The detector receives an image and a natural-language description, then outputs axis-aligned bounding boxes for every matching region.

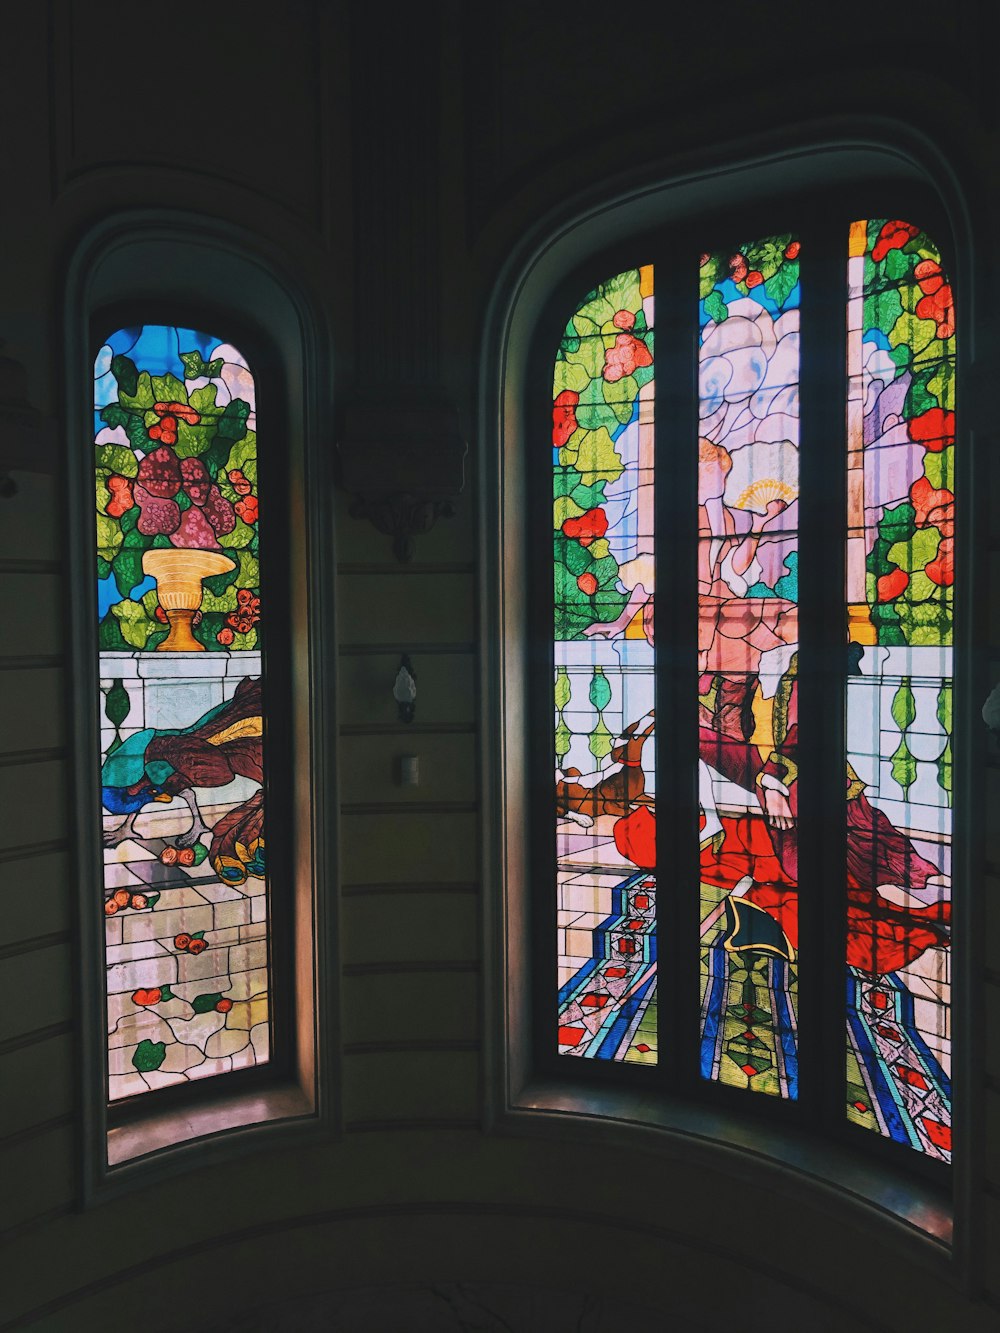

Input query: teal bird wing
[101,728,157,787]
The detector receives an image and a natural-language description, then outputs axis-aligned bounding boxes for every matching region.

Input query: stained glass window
[697,237,801,1099]
[95,325,270,1101]
[547,220,954,1164]
[844,221,954,1159]
[554,267,657,1064]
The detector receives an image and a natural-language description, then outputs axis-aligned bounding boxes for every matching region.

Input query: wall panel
[0,575,61,659]
[0,759,68,850]
[342,1049,480,1125]
[1,849,72,945]
[337,572,475,647]
[342,891,478,966]
[0,668,65,755]
[0,943,73,1045]
[340,811,477,885]
[342,970,479,1047]
[0,1030,74,1140]
[57,0,324,224]
[0,1122,75,1236]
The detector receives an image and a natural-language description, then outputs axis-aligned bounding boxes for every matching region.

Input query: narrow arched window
[95,325,271,1101]
[548,217,954,1165]
[843,220,954,1157]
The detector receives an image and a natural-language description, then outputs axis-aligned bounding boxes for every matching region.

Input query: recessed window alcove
[480,131,981,1269]
[65,213,337,1198]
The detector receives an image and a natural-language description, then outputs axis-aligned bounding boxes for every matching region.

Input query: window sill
[88,1079,324,1206]
[502,1076,952,1259]
[107,1082,316,1168]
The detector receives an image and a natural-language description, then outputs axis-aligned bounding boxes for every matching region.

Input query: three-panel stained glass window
[552,221,954,1161]
[95,325,271,1101]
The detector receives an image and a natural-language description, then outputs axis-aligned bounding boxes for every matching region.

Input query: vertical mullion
[655,243,702,1094]
[796,216,849,1127]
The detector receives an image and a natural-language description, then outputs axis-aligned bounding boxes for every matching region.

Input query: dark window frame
[519,180,964,1202]
[91,302,297,1129]
[66,211,337,1203]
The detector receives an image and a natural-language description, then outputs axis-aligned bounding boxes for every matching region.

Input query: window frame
[480,133,983,1278]
[93,301,297,1126]
[66,212,339,1202]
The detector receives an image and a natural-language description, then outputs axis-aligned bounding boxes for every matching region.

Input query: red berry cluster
[104,888,149,915]
[913,258,955,340]
[729,253,763,288]
[217,587,261,645]
[552,389,579,448]
[228,469,259,524]
[174,932,208,955]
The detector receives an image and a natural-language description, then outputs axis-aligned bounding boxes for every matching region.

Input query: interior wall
[1,2,998,1329]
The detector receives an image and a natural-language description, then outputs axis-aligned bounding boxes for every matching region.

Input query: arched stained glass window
[554,267,658,1065]
[549,219,954,1163]
[95,325,271,1101]
[844,222,954,1158]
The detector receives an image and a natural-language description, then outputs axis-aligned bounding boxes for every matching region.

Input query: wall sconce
[393,654,417,723]
[336,400,467,562]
